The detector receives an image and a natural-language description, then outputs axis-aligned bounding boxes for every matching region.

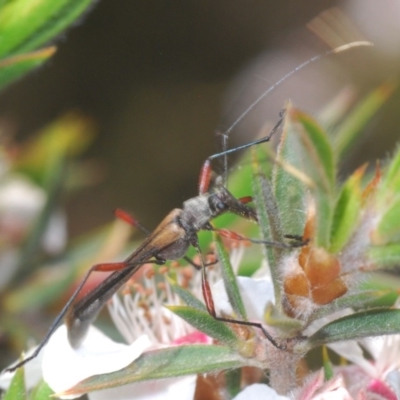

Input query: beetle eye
[209,195,227,213]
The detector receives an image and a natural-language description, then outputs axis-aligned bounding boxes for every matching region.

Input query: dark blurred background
[0,0,399,237]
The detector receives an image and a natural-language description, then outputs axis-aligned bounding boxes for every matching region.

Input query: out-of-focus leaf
[379,145,400,194]
[3,262,75,312]
[30,380,54,400]
[369,243,400,267]
[303,309,400,350]
[335,82,396,159]
[13,113,96,186]
[292,108,335,192]
[0,0,97,59]
[374,197,400,245]
[167,305,238,346]
[322,346,334,381]
[329,165,365,253]
[2,363,25,400]
[62,345,247,398]
[0,46,56,91]
[214,233,247,320]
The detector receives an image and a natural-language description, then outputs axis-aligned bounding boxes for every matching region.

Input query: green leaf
[0,0,97,59]
[335,82,396,159]
[63,345,247,398]
[3,364,26,400]
[167,277,207,312]
[304,309,400,350]
[251,162,285,306]
[30,380,54,400]
[309,291,382,322]
[322,346,334,381]
[290,108,335,247]
[167,305,238,346]
[374,197,400,245]
[329,166,364,253]
[213,233,247,320]
[379,145,400,194]
[273,106,307,237]
[225,369,241,398]
[0,46,56,91]
[369,243,400,267]
[292,108,335,192]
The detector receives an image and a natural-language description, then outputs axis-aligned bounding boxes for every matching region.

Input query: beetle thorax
[181,195,213,231]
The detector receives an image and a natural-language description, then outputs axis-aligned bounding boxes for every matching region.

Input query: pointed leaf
[251,153,284,305]
[273,105,307,236]
[291,108,335,192]
[0,46,56,91]
[304,309,400,350]
[369,243,400,268]
[62,345,247,398]
[30,380,54,400]
[329,165,365,253]
[335,82,396,159]
[322,346,334,381]
[2,364,26,400]
[214,233,247,320]
[167,305,238,346]
[290,108,335,247]
[374,197,400,245]
[310,291,382,322]
[379,145,400,194]
[167,277,207,312]
[0,0,97,59]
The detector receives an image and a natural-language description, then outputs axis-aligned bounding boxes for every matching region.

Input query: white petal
[89,376,196,400]
[386,370,400,398]
[212,276,274,320]
[232,383,289,400]
[328,341,376,377]
[42,325,151,398]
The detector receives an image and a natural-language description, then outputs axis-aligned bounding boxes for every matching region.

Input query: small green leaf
[264,302,304,334]
[329,166,364,253]
[290,108,335,247]
[379,145,400,194]
[291,108,335,192]
[3,364,26,400]
[322,346,334,381]
[374,197,400,245]
[63,345,246,398]
[0,46,56,91]
[369,243,400,267]
[252,151,287,306]
[310,291,382,322]
[167,305,238,346]
[335,82,396,159]
[273,106,307,237]
[30,380,54,400]
[214,233,247,320]
[225,369,241,398]
[304,309,400,350]
[167,277,207,312]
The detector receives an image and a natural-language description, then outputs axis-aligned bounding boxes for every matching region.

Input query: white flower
[42,325,152,398]
[232,383,289,400]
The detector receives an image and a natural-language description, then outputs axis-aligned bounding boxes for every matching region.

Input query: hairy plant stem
[269,347,301,395]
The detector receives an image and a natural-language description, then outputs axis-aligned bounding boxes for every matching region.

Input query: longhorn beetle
[5,41,372,372]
